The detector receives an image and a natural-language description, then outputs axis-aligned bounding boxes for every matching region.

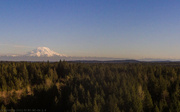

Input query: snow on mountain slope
[26,47,66,57]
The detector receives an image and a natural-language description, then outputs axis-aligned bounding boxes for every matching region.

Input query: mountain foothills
[0,61,179,111]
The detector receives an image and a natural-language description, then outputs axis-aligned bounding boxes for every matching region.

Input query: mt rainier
[0,47,67,61]
[26,47,66,57]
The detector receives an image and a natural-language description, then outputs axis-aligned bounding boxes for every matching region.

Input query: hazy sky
[0,0,180,59]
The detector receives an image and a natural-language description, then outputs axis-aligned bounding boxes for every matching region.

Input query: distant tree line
[0,61,179,112]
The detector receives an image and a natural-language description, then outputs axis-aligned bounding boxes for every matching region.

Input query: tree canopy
[0,61,179,112]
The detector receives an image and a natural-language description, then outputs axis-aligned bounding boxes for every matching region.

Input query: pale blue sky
[0,0,180,59]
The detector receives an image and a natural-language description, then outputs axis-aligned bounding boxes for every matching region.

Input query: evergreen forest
[0,61,179,112]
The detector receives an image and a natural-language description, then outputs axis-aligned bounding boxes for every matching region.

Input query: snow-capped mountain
[26,47,66,57]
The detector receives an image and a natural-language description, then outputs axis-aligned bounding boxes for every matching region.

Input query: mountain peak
[36,47,51,51]
[26,47,65,57]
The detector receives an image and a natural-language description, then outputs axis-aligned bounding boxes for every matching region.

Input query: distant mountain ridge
[0,47,119,61]
[0,47,176,62]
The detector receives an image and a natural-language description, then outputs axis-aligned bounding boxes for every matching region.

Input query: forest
[0,61,179,112]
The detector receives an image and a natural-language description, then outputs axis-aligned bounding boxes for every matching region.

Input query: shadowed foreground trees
[0,61,179,111]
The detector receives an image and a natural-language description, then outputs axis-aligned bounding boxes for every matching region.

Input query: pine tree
[144,90,153,112]
[93,100,100,112]
[154,104,160,112]
[1,104,7,112]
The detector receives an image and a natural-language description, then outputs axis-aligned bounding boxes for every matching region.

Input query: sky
[0,0,180,59]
